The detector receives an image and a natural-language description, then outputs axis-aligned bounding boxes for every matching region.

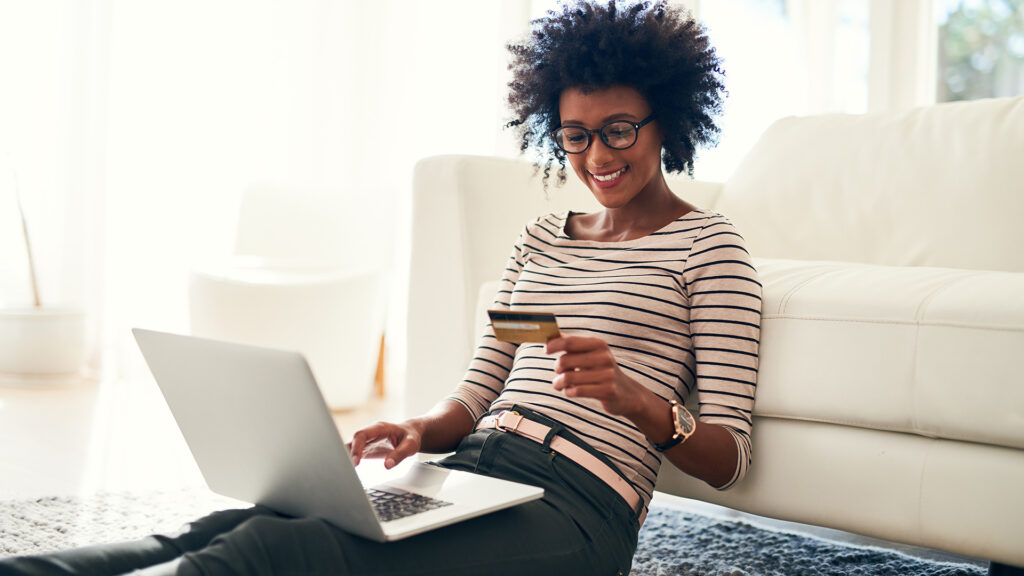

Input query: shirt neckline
[557,207,707,245]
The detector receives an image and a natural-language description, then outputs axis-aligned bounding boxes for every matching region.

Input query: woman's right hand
[346,420,424,469]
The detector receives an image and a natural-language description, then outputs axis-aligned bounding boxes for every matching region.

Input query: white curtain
[1,0,537,381]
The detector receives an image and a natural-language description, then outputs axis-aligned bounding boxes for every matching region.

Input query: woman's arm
[627,389,739,488]
[349,219,545,469]
[412,399,478,452]
[546,336,739,488]
[347,399,475,469]
[547,213,761,489]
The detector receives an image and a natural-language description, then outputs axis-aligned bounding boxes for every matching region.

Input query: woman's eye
[606,127,633,139]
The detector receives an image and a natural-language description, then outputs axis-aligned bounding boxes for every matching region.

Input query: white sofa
[405,95,1024,568]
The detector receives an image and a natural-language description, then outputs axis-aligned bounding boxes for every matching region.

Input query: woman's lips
[589,166,629,189]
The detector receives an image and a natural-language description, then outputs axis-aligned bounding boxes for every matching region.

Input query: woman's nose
[586,135,615,168]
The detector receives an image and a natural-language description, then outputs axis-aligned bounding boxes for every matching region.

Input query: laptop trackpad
[357,460,449,494]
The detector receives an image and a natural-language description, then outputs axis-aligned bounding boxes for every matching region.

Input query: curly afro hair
[506,0,726,186]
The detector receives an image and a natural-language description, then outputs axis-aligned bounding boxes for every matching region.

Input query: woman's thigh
[178,498,610,576]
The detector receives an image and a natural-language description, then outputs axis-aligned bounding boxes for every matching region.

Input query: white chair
[189,185,387,410]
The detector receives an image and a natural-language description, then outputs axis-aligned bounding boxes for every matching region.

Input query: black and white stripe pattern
[448,208,762,516]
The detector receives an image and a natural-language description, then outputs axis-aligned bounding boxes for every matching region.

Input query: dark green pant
[1,409,640,575]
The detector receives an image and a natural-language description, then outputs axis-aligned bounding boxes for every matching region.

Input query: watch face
[676,404,696,435]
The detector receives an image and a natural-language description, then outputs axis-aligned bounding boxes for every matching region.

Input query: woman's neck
[576,175,694,242]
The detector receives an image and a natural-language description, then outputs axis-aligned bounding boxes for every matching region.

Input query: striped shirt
[447,208,762,516]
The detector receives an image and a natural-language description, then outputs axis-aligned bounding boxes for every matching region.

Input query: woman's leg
[0,507,272,576]
[3,417,639,576]
[172,497,601,576]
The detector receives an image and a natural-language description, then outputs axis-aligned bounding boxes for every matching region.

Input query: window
[936,0,1024,102]
[696,0,870,181]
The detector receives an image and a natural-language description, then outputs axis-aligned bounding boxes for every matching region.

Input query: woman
[2,2,760,574]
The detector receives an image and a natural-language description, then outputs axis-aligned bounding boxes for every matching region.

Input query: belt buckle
[495,410,524,433]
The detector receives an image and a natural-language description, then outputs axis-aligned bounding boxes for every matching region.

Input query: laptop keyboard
[366,488,453,522]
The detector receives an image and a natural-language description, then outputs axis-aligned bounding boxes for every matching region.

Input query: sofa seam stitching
[760,315,1024,333]
[912,272,980,322]
[916,437,937,542]
[753,412,940,435]
[907,274,973,448]
[752,413,1020,451]
[911,312,923,448]
[776,266,845,314]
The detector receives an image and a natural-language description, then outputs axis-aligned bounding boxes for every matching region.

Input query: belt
[476,410,643,521]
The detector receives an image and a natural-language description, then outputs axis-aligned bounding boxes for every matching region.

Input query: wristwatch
[653,400,696,452]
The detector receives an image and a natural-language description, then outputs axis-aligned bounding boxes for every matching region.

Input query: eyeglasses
[552,115,655,154]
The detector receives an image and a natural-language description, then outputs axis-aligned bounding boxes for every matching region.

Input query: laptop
[132,328,543,542]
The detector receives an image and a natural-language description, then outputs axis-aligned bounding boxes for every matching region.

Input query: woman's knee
[233,514,347,553]
[167,507,275,553]
[192,515,348,575]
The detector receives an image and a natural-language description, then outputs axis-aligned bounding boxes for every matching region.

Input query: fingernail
[385,458,395,468]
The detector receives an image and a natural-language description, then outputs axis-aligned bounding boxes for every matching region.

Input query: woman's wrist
[401,417,427,438]
[626,388,676,446]
[409,399,475,453]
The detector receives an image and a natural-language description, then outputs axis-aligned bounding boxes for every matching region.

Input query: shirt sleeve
[681,213,762,489]
[444,224,529,421]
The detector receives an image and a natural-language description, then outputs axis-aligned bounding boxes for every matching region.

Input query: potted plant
[0,160,87,382]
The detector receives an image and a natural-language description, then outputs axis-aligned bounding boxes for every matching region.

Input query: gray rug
[632,505,986,576]
[0,489,987,575]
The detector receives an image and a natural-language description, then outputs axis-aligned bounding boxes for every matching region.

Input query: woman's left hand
[545,335,650,418]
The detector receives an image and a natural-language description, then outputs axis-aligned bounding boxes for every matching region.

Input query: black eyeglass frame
[552,114,656,154]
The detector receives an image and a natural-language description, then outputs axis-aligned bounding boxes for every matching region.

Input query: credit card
[487,310,561,344]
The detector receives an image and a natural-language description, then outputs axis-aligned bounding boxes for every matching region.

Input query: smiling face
[557,85,666,210]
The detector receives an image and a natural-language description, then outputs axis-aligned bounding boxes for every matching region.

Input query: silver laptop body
[132,328,543,542]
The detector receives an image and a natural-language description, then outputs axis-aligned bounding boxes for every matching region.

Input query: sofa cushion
[754,258,1024,451]
[716,96,1024,273]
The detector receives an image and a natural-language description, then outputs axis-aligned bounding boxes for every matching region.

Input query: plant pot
[0,307,88,377]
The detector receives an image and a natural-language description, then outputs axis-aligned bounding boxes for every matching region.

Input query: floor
[0,372,986,568]
[0,371,401,500]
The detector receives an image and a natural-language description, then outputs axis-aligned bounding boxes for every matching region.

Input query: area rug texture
[0,489,987,575]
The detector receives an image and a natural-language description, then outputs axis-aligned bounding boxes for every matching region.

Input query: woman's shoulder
[649,207,725,237]
[682,208,743,235]
[684,206,727,223]
[530,211,568,227]
[520,212,568,238]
